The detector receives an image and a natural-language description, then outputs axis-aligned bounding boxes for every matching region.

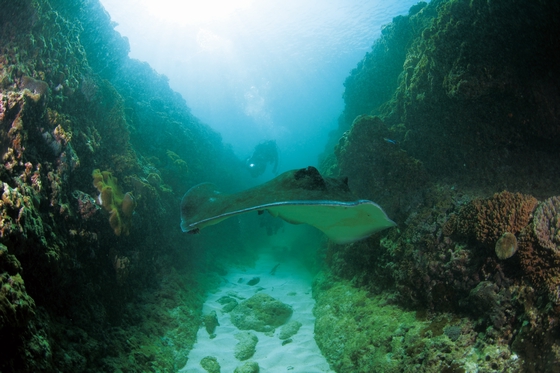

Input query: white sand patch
[180,249,333,373]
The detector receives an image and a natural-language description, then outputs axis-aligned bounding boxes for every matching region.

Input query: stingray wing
[265,200,396,244]
[180,167,396,243]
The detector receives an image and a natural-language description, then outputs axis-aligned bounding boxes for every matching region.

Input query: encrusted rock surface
[234,332,258,361]
[230,293,293,332]
[200,356,221,373]
[203,310,219,336]
[234,361,259,373]
[278,320,302,340]
[533,196,560,253]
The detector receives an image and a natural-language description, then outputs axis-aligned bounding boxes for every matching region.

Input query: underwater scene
[1,0,560,372]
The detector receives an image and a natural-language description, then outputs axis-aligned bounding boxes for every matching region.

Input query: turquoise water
[100,0,422,173]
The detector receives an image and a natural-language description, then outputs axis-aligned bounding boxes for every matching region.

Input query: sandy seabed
[180,248,333,373]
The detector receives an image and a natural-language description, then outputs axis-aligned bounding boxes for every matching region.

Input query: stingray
[180,166,396,244]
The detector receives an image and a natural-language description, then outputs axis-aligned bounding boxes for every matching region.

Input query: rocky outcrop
[230,293,293,332]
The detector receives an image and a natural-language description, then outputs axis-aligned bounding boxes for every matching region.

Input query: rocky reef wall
[329,0,560,195]
[0,0,248,371]
[317,1,560,372]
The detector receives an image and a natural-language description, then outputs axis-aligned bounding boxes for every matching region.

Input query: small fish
[383,138,397,145]
[270,263,281,275]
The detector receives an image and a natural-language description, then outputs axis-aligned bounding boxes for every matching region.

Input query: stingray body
[180,166,396,244]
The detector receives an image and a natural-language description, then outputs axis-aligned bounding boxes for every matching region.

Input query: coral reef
[0,0,249,371]
[335,115,428,221]
[326,0,560,195]
[0,0,559,371]
[319,182,560,371]
[450,191,538,248]
[166,150,189,173]
[517,197,560,305]
[533,196,560,253]
[92,169,136,236]
[388,0,560,192]
[444,192,560,306]
[0,244,35,330]
[321,2,435,164]
[313,273,522,373]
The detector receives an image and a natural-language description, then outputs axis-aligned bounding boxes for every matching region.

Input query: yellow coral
[92,169,136,236]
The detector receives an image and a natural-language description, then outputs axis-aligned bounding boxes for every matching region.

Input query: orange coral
[533,196,560,254]
[92,169,136,236]
[452,192,560,303]
[453,191,538,247]
[517,227,560,303]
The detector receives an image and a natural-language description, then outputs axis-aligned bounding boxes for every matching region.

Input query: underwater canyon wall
[0,0,248,371]
[317,1,560,372]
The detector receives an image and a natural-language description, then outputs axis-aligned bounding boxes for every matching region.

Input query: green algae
[313,272,425,372]
[313,272,523,372]
[0,244,35,330]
